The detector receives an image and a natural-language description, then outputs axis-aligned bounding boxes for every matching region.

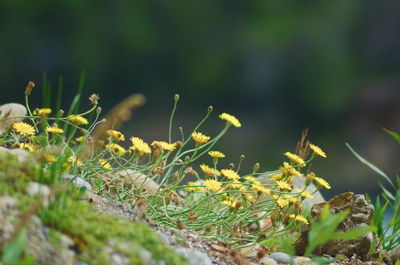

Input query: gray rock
[61,174,92,191]
[0,146,29,162]
[25,182,51,207]
[0,103,27,135]
[0,196,19,243]
[259,257,279,265]
[157,231,170,245]
[389,245,400,264]
[269,252,293,264]
[297,192,375,259]
[175,247,212,265]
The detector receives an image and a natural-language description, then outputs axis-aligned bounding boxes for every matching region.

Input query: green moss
[0,153,190,265]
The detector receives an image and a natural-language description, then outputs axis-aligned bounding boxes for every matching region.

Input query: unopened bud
[25,81,35,96]
[207,106,213,113]
[57,109,64,117]
[96,106,102,115]
[174,94,180,102]
[253,163,260,173]
[229,163,235,169]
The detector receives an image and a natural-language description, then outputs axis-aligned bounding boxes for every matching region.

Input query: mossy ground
[0,153,190,265]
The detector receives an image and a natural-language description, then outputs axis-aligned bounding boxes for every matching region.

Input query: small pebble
[269,252,293,264]
[259,257,279,265]
[61,174,92,191]
[175,247,212,265]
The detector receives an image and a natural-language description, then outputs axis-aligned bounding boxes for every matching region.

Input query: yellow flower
[270,174,283,181]
[289,214,309,225]
[208,151,225,159]
[284,152,306,167]
[297,189,313,199]
[219,113,241,127]
[221,169,240,181]
[46,126,64,134]
[314,177,331,189]
[67,156,83,167]
[106,130,125,141]
[221,199,242,208]
[75,136,86,142]
[191,132,210,145]
[68,115,89,125]
[43,154,57,163]
[282,162,302,176]
[276,181,292,191]
[203,179,222,191]
[33,108,52,115]
[12,122,36,136]
[18,143,35,152]
[243,193,254,202]
[151,141,176,151]
[309,143,327,158]
[227,182,243,189]
[200,164,221,177]
[130,137,151,155]
[99,159,112,169]
[283,194,299,204]
[106,143,127,156]
[185,181,202,192]
[276,198,289,208]
[252,184,271,194]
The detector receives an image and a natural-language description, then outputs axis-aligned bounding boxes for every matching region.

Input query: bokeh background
[1,1,399,199]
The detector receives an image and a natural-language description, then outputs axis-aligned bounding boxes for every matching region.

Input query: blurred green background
[1,1,399,199]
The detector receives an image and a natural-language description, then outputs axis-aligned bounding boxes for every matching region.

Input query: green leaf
[379,182,395,201]
[383,128,400,144]
[334,225,376,240]
[346,143,395,189]
[305,206,349,256]
[1,229,27,265]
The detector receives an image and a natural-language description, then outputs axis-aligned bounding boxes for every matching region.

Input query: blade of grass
[346,143,395,189]
[383,128,400,144]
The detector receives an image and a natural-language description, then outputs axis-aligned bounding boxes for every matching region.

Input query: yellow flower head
[270,174,283,181]
[289,214,309,225]
[203,179,222,191]
[130,137,151,155]
[276,180,292,191]
[75,136,86,142]
[309,143,327,158]
[151,141,176,151]
[67,156,83,167]
[283,194,299,204]
[221,169,240,181]
[297,189,314,199]
[185,181,203,192]
[106,130,125,141]
[12,122,36,136]
[284,152,306,167]
[252,184,271,194]
[277,198,289,208]
[221,198,242,208]
[33,108,52,115]
[43,154,57,163]
[19,143,35,152]
[314,177,331,189]
[282,162,303,177]
[244,176,259,183]
[106,143,127,156]
[208,151,225,159]
[191,132,211,145]
[200,164,221,177]
[68,115,89,125]
[219,113,241,128]
[99,159,112,169]
[227,182,243,190]
[46,126,64,134]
